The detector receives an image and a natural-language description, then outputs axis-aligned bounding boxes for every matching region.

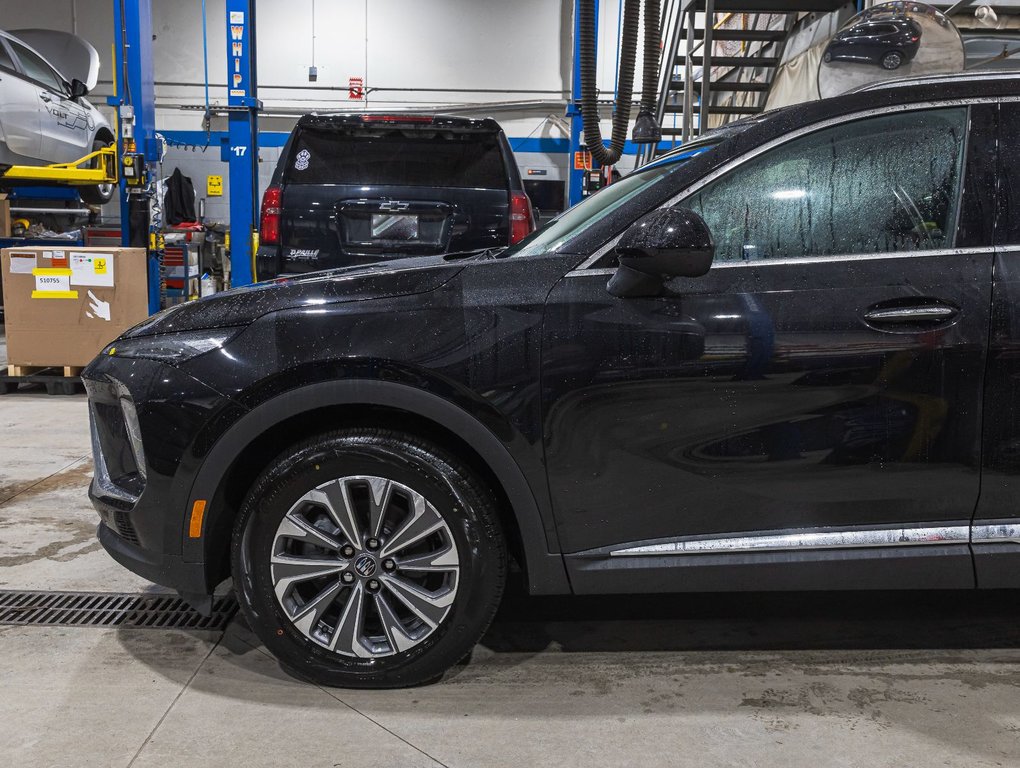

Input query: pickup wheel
[79,139,115,205]
[232,428,506,688]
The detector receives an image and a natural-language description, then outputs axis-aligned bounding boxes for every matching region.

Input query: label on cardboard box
[46,250,69,268]
[31,268,77,299]
[70,251,115,287]
[9,252,36,274]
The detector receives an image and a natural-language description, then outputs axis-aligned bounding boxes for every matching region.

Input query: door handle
[863,303,958,325]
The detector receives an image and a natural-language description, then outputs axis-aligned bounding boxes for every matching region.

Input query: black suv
[86,72,1020,688]
[255,113,535,278]
[823,15,921,70]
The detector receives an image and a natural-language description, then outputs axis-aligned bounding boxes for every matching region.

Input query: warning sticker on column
[70,251,115,287]
[32,268,77,299]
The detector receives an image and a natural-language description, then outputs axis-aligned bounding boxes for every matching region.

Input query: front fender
[182,378,570,596]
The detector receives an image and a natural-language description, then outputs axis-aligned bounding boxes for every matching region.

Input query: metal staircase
[640,0,847,163]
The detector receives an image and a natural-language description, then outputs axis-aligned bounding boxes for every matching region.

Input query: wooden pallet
[1,365,84,395]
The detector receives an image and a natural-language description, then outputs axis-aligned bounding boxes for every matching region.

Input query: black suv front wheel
[232,428,506,688]
[229,428,503,685]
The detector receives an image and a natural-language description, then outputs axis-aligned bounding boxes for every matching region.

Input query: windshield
[503,141,720,258]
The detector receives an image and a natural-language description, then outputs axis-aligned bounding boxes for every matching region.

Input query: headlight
[105,328,241,364]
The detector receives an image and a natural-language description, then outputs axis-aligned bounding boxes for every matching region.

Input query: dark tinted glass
[0,42,14,71]
[686,108,968,262]
[9,40,65,92]
[286,128,508,189]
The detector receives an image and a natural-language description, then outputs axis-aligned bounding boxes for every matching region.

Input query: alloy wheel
[270,475,460,657]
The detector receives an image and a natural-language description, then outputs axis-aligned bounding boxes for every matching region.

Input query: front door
[8,39,90,163]
[0,39,41,160]
[542,104,994,592]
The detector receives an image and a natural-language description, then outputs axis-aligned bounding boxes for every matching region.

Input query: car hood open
[10,29,100,89]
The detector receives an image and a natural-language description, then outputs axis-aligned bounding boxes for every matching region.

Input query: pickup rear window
[285,128,508,189]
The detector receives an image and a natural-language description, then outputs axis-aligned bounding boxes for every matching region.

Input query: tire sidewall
[233,432,504,687]
[80,139,115,205]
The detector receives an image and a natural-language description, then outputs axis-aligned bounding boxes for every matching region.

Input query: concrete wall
[2,0,655,222]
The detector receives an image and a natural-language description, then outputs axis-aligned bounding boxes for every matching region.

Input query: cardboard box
[1,247,149,368]
[0,194,10,238]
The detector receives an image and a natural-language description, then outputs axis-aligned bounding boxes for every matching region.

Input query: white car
[0,29,115,204]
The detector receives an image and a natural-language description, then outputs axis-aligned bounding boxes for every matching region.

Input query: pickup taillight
[259,184,283,245]
[509,192,534,245]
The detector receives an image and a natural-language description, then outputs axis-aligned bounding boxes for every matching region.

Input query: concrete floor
[2,329,1020,767]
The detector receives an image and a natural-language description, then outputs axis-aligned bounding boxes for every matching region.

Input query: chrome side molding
[609,525,971,558]
[972,524,1020,545]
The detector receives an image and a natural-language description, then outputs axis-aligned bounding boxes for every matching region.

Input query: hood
[124,254,467,338]
[9,29,100,89]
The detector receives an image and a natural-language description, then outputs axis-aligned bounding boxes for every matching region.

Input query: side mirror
[70,78,89,100]
[607,207,714,298]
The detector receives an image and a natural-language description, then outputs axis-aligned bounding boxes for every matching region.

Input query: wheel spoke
[328,582,372,657]
[366,477,393,540]
[277,512,343,552]
[291,580,345,636]
[380,574,455,629]
[306,481,363,550]
[270,474,460,659]
[271,553,345,600]
[373,592,419,653]
[380,494,445,557]
[396,543,459,573]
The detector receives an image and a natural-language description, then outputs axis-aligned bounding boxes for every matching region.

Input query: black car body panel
[85,74,1020,606]
[256,114,530,278]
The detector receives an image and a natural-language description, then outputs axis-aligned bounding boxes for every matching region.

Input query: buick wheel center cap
[354,554,377,578]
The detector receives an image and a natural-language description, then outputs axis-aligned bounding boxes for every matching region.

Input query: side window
[0,42,15,72]
[685,108,968,262]
[9,41,66,94]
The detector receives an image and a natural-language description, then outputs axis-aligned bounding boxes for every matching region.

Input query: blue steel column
[224,0,260,286]
[567,0,598,208]
[110,0,156,245]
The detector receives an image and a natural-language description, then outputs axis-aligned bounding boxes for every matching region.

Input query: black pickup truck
[255,113,534,278]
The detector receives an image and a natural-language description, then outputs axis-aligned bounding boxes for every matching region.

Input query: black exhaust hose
[633,0,662,144]
[641,0,660,116]
[580,0,640,166]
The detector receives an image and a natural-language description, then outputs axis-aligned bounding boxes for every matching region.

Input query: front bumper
[97,522,209,597]
[84,354,247,595]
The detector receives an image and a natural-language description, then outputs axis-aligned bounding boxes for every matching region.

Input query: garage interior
[2,1,1020,765]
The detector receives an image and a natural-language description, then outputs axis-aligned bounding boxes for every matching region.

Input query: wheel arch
[185,380,570,597]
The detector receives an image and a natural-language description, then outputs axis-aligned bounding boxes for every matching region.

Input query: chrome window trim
[565,245,997,278]
[609,525,970,557]
[570,97,1011,274]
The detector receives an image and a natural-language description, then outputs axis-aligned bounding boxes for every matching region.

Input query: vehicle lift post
[110,0,161,313]
[567,0,598,208]
[223,0,260,287]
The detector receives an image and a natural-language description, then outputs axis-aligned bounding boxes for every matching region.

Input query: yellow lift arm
[1,145,118,186]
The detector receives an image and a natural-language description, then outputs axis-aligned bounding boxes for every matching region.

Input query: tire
[232,428,507,688]
[823,51,832,63]
[881,51,903,71]
[79,139,115,205]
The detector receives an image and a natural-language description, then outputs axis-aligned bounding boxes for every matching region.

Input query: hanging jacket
[164,167,197,226]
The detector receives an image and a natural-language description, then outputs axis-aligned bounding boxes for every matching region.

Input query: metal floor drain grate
[0,591,237,630]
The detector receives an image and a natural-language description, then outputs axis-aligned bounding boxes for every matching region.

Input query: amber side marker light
[189,500,208,538]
